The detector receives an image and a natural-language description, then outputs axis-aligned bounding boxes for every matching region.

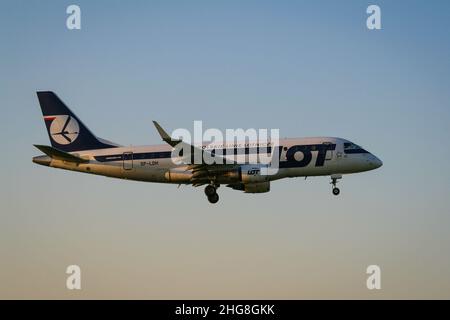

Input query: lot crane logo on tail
[45,115,79,145]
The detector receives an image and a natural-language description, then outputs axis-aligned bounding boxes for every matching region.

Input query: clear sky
[1,0,450,299]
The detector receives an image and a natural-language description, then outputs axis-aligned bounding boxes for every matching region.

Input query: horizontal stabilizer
[33,144,89,163]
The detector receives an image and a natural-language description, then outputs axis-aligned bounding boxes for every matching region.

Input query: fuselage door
[123,152,133,170]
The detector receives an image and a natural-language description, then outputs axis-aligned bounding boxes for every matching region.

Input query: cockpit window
[344,142,369,154]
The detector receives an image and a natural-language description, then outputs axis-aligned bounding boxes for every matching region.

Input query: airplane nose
[371,155,383,169]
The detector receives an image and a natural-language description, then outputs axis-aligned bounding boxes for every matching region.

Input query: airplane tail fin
[36,91,118,152]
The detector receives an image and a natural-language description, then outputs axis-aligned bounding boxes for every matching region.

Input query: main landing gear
[330,174,342,196]
[205,184,219,204]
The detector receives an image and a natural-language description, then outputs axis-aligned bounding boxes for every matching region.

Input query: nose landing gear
[332,186,340,195]
[330,174,342,196]
[207,192,219,204]
[205,184,220,204]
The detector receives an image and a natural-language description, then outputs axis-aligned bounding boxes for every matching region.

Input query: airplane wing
[152,121,239,186]
[152,121,237,166]
[33,144,89,163]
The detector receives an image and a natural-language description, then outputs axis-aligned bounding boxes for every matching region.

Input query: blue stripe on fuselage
[94,144,336,168]
[94,147,272,163]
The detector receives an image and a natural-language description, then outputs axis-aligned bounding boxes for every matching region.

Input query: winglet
[152,121,181,147]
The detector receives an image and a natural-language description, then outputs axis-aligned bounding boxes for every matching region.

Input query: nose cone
[370,155,383,169]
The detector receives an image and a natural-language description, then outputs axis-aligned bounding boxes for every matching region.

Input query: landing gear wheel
[207,193,219,204]
[330,175,342,196]
[204,185,216,197]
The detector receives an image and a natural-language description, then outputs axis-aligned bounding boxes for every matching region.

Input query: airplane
[32,91,383,203]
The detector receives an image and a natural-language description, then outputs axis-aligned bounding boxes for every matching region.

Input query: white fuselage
[33,137,383,184]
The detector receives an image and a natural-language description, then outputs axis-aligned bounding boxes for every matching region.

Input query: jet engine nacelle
[228,181,271,193]
[244,181,270,193]
[239,164,269,184]
[165,168,192,183]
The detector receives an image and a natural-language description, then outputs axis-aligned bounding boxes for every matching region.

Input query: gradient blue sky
[1,0,450,298]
